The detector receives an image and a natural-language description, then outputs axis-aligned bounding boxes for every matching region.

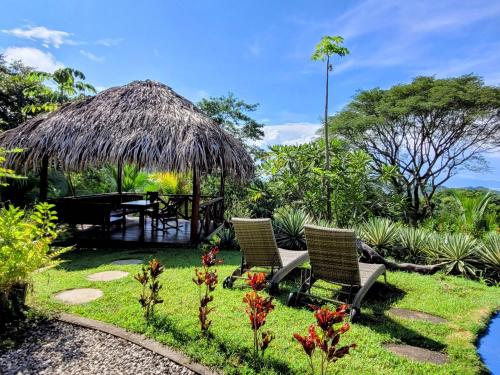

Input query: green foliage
[273,207,311,250]
[198,92,264,142]
[478,232,500,274]
[134,258,165,321]
[452,191,495,237]
[0,56,53,130]
[0,148,24,186]
[358,217,400,252]
[24,67,96,112]
[433,233,479,277]
[110,164,150,192]
[397,227,431,263]
[0,203,67,323]
[216,228,238,250]
[145,172,190,195]
[330,75,500,224]
[311,36,350,62]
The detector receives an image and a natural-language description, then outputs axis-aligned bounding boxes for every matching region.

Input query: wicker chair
[288,224,386,319]
[223,218,310,294]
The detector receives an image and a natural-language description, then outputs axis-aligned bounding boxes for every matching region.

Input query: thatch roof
[0,80,254,181]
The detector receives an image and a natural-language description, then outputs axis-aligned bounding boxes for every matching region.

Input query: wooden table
[120,200,159,241]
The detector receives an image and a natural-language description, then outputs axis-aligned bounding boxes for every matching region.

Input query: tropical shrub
[134,259,164,321]
[243,272,275,358]
[434,233,479,277]
[358,217,400,253]
[273,206,311,250]
[397,227,430,263]
[453,192,495,238]
[0,202,65,325]
[216,228,238,250]
[478,232,500,280]
[293,304,356,375]
[192,245,222,334]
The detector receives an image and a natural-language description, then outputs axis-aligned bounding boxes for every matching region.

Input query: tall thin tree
[312,36,349,221]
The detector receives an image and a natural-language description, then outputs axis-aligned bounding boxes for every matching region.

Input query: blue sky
[1,0,499,189]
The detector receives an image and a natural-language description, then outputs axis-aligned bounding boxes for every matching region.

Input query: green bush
[0,203,66,325]
[273,207,311,250]
[478,232,500,280]
[397,227,430,263]
[435,233,479,277]
[358,217,400,253]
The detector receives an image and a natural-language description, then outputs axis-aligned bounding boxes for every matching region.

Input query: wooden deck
[62,217,219,248]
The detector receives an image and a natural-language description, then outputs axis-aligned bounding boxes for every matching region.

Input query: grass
[28,247,500,374]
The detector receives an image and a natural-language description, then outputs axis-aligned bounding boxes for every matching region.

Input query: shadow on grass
[359,282,446,351]
[150,314,294,374]
[56,247,242,273]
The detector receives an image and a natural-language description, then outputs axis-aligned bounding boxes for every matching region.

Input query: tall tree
[311,36,349,221]
[25,67,96,112]
[0,55,52,130]
[198,92,264,142]
[330,75,500,225]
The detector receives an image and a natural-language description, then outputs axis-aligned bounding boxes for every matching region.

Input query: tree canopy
[329,75,500,224]
[198,92,264,142]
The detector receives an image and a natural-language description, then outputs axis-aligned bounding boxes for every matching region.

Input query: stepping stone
[111,259,143,265]
[389,308,447,323]
[54,288,103,305]
[87,271,129,281]
[384,344,448,364]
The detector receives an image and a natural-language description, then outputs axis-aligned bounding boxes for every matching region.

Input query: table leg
[139,209,145,241]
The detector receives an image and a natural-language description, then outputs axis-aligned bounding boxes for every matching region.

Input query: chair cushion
[358,262,386,286]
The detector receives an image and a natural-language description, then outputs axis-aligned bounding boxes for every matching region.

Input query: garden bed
[28,247,500,375]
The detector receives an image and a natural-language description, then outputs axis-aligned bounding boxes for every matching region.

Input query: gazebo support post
[39,155,49,202]
[219,167,225,217]
[117,160,123,195]
[190,168,201,244]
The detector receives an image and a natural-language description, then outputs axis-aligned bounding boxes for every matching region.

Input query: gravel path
[0,320,195,375]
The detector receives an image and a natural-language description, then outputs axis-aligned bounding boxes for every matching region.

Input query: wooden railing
[199,196,224,236]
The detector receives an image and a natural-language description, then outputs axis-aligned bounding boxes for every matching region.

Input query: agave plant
[217,228,238,250]
[358,217,400,252]
[273,207,311,250]
[398,227,430,262]
[422,232,444,261]
[478,232,500,272]
[436,233,479,277]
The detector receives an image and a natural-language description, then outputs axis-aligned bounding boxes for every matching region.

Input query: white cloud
[2,26,74,48]
[253,122,321,148]
[80,49,105,62]
[95,38,123,47]
[3,47,63,72]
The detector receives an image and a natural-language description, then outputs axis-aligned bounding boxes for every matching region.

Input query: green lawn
[29,247,500,375]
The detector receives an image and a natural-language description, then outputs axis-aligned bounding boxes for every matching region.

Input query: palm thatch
[0,80,254,181]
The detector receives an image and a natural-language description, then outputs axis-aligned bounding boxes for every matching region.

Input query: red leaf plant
[243,272,275,358]
[193,245,222,334]
[293,304,356,375]
[134,258,165,321]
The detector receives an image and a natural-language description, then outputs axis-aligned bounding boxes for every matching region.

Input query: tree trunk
[324,55,332,221]
[356,240,446,275]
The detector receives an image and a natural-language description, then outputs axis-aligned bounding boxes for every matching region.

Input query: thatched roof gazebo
[0,80,254,243]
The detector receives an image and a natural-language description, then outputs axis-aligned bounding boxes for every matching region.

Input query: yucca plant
[452,192,494,238]
[436,233,479,277]
[422,232,444,261]
[358,217,400,253]
[273,207,311,250]
[398,227,430,262]
[478,232,500,274]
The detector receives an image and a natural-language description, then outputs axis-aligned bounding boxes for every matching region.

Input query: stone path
[389,307,447,324]
[384,344,449,364]
[110,259,143,265]
[87,270,129,281]
[0,320,195,375]
[54,288,103,305]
